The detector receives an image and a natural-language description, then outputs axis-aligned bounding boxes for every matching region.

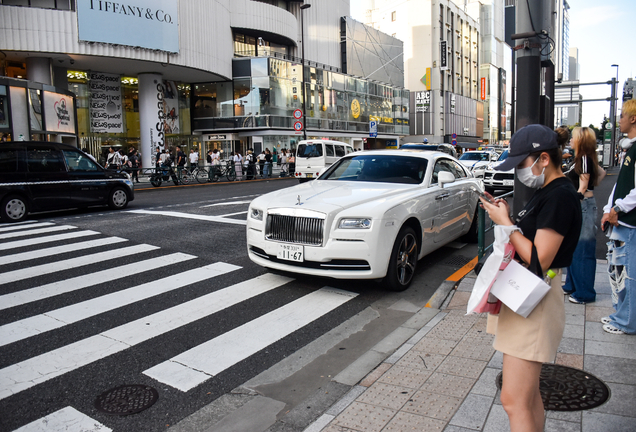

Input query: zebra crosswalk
[0,221,359,432]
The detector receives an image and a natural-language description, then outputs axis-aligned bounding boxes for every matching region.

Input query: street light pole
[300,4,311,141]
[611,64,619,166]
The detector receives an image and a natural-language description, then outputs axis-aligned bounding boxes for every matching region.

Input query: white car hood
[252,180,418,213]
[488,160,513,173]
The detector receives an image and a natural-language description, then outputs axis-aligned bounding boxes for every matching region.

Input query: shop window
[0,86,9,129]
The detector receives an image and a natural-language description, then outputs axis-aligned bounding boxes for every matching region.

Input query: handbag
[467,225,518,315]
[490,245,552,318]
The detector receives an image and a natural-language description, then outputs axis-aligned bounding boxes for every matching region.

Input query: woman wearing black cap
[480,124,582,432]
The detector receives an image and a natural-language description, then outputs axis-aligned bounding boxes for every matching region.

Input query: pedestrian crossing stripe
[144,287,358,391]
[0,225,77,240]
[0,273,293,401]
[128,209,247,225]
[0,253,197,311]
[0,222,53,233]
[12,406,111,432]
[0,236,128,266]
[0,230,100,251]
[0,255,239,347]
[0,243,159,285]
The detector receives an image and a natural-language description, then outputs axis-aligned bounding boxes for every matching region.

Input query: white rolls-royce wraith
[246,150,483,291]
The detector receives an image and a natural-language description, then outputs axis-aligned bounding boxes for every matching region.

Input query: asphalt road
[0,177,478,432]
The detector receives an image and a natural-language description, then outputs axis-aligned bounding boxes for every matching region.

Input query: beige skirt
[487,269,565,363]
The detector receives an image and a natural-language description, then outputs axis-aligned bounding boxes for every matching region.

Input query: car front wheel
[1,195,29,222]
[108,187,129,209]
[384,226,419,291]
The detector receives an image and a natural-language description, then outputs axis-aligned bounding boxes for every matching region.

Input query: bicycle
[192,166,210,184]
[208,161,236,182]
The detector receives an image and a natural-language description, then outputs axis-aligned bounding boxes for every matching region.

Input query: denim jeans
[607,224,636,334]
[563,197,597,302]
[263,162,271,178]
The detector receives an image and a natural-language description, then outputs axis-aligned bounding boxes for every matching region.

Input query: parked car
[458,150,498,178]
[483,149,514,194]
[294,139,354,182]
[399,143,457,158]
[0,141,134,222]
[247,150,483,291]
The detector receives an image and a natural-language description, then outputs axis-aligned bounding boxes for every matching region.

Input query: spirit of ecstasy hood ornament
[296,195,301,205]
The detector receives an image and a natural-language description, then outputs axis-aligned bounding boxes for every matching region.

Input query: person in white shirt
[189,149,199,173]
[233,151,243,180]
[106,147,121,170]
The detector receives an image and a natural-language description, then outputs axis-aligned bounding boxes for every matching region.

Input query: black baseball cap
[496,124,558,171]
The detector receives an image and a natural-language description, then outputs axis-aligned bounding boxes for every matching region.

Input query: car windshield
[460,152,489,161]
[322,155,428,184]
[498,150,509,161]
[297,144,323,158]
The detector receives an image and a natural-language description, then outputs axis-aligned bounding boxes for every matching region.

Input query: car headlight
[338,218,371,229]
[250,208,263,221]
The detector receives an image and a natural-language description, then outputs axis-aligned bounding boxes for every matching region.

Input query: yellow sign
[426,67,431,90]
[351,99,361,119]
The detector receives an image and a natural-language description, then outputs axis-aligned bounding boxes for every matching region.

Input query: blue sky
[349,0,636,128]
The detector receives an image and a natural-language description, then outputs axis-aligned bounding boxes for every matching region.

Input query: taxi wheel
[108,187,129,210]
[1,195,29,222]
[384,226,418,292]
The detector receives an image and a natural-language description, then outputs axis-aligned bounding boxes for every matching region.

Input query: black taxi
[0,141,134,222]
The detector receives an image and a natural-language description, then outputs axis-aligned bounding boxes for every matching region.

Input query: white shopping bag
[466,225,518,315]
[490,259,551,318]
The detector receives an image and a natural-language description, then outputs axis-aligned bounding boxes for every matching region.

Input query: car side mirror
[438,171,455,188]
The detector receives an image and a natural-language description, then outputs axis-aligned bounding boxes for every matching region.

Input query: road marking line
[0,244,159,285]
[0,222,53,233]
[12,406,111,432]
[0,230,100,252]
[0,253,197,311]
[128,209,247,225]
[217,211,248,218]
[0,225,76,240]
[0,220,37,227]
[0,237,128,266]
[143,287,358,391]
[200,200,253,208]
[0,261,238,347]
[0,273,293,401]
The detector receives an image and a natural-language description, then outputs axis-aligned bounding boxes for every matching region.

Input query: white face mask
[517,157,545,189]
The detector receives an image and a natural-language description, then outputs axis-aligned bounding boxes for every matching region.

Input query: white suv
[458,150,498,179]
[483,149,514,194]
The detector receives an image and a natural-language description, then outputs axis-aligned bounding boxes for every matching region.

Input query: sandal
[603,324,625,335]
[601,316,611,325]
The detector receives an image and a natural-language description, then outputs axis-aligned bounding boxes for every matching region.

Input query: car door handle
[436,193,450,200]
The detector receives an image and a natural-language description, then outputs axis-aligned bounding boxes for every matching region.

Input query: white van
[294,139,354,182]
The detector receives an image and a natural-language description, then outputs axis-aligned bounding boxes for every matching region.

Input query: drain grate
[496,364,610,411]
[441,255,472,267]
[95,384,158,416]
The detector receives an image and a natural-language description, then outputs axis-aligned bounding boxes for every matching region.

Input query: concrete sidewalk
[304,260,636,432]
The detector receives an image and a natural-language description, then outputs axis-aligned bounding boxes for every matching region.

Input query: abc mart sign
[77,0,179,53]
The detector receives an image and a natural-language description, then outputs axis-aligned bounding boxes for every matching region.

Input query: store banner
[138,73,164,168]
[77,0,179,53]
[415,91,430,113]
[89,72,123,133]
[43,91,75,134]
[162,80,179,134]
[440,41,448,70]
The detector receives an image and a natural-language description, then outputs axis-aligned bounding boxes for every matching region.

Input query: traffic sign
[452,133,457,139]
[293,109,303,119]
[369,121,378,138]
[293,121,303,131]
[452,140,457,146]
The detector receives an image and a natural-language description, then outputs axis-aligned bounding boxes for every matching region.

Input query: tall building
[359,0,483,147]
[624,78,635,102]
[555,46,582,127]
[0,0,408,165]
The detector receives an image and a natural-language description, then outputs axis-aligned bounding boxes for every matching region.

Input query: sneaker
[601,316,611,325]
[603,324,625,335]
[568,295,586,305]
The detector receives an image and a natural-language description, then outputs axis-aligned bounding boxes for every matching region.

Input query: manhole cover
[441,255,472,267]
[95,384,158,416]
[496,364,610,411]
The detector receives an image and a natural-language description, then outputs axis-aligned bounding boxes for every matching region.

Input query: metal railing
[477,190,514,259]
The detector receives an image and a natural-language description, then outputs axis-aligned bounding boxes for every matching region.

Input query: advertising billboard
[43,92,75,134]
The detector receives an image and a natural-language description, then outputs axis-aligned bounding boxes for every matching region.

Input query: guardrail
[477,190,514,259]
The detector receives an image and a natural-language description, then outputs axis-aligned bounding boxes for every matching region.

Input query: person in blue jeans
[563,127,600,304]
[601,99,636,335]
[263,148,272,178]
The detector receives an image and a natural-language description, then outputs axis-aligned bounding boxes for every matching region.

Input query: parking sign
[369,121,378,138]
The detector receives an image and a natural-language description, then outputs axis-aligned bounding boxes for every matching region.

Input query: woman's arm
[578,173,590,194]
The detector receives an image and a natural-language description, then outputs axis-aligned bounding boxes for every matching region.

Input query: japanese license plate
[277,244,304,262]
[503,179,514,186]
[306,173,313,178]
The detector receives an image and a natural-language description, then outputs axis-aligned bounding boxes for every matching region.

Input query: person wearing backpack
[106,146,121,170]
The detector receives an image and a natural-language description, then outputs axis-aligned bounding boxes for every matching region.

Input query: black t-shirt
[515,177,582,269]
[566,155,595,191]
[177,151,186,166]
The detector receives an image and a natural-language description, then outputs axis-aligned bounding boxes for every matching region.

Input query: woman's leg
[501,354,544,432]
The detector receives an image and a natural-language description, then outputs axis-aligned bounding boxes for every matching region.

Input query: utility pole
[512,0,551,212]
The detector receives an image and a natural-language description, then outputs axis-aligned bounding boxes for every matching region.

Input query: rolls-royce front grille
[265,215,324,246]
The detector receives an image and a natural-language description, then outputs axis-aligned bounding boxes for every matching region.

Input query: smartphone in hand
[602,221,610,232]
[479,191,496,205]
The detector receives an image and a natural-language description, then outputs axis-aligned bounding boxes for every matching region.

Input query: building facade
[0,0,407,165]
[359,0,482,147]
